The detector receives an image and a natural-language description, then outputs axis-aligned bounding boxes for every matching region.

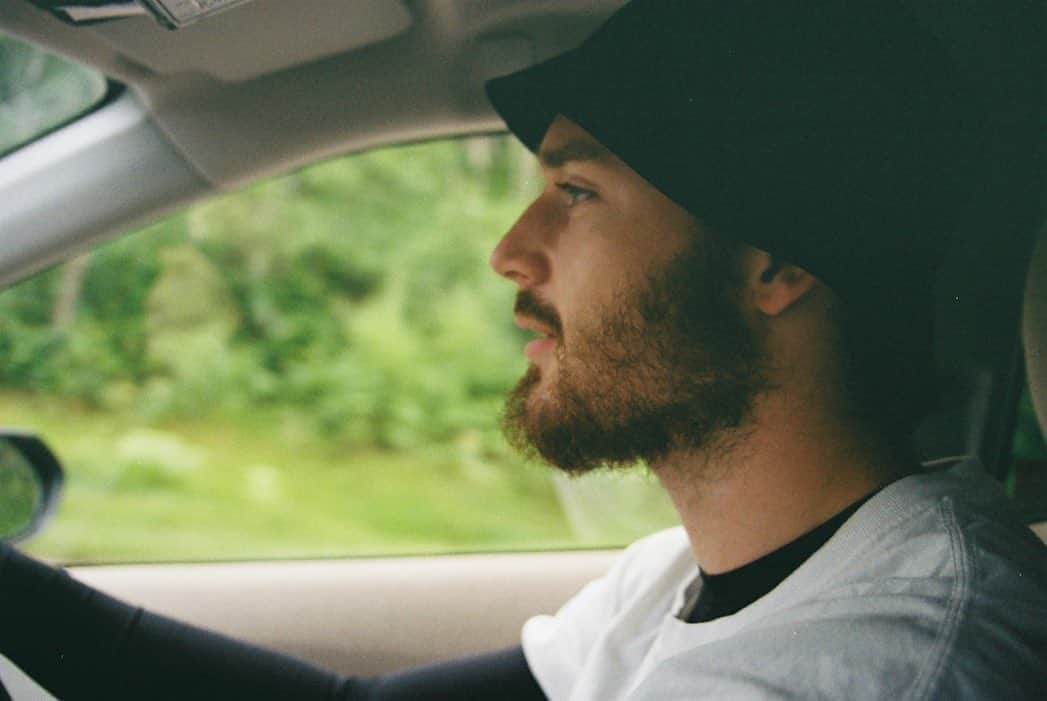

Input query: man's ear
[751,254,819,317]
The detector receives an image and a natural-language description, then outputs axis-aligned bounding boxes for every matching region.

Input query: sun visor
[31,1,260,30]
[28,0,414,82]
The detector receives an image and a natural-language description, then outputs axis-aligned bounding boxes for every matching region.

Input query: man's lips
[525,337,558,361]
[514,313,559,361]
[514,313,556,338]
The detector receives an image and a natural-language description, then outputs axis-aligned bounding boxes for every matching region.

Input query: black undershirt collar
[686,490,879,624]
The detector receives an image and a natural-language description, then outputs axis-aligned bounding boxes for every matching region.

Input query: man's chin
[509,366,555,422]
[503,367,569,468]
[502,366,625,475]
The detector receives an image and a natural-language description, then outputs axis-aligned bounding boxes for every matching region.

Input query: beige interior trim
[90,0,413,82]
[71,550,617,676]
[1031,521,1047,543]
[1,0,623,190]
[0,654,56,701]
[0,93,207,287]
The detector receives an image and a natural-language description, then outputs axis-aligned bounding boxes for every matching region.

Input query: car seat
[1024,219,1047,543]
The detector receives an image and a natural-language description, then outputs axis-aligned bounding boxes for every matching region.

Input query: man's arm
[0,544,545,700]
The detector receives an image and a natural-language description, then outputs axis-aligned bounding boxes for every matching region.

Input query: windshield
[0,33,108,156]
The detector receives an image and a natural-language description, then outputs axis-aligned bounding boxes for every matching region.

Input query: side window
[1007,380,1047,525]
[1,137,676,563]
[0,33,109,155]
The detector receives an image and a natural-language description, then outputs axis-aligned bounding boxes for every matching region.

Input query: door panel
[71,549,618,676]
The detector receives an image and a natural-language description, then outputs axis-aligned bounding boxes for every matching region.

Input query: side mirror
[0,431,63,543]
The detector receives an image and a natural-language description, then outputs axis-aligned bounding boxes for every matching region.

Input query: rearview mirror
[0,432,63,543]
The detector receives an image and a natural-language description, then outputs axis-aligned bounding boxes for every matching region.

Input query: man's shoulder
[601,526,694,608]
[600,461,1047,620]
[927,467,1047,698]
[632,464,1047,700]
[863,463,1047,591]
[815,462,1046,582]
[792,464,1047,649]
[617,526,691,567]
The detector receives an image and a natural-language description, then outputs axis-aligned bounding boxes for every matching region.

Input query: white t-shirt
[522,462,1047,700]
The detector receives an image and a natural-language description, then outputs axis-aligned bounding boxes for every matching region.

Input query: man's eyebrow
[538,140,612,168]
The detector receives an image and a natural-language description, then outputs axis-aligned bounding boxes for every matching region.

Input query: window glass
[1,137,677,563]
[1007,381,1047,522]
[0,33,108,155]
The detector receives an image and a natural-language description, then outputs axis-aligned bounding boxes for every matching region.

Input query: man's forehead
[537,117,616,169]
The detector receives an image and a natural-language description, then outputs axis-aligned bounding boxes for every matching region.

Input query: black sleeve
[0,544,546,701]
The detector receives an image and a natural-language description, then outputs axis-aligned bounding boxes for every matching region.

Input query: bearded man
[2,1,1046,700]
[482,1,1047,697]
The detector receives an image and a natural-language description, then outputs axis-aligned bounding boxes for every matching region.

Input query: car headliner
[1,0,625,188]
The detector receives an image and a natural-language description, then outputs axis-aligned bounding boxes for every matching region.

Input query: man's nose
[490,198,553,288]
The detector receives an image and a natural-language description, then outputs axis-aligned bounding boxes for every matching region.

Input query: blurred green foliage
[0,137,535,449]
[0,390,583,562]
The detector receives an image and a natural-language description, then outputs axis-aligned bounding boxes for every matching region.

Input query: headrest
[1024,222,1047,441]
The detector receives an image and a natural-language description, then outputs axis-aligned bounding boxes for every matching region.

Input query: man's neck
[654,387,914,575]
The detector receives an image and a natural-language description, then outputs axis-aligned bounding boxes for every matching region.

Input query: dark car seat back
[1024,220,1047,543]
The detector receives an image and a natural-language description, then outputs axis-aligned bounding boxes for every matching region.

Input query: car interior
[0,0,1044,693]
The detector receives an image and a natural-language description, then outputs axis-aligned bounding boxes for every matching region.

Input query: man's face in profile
[491,117,769,473]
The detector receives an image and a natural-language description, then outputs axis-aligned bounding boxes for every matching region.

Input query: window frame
[0,32,121,158]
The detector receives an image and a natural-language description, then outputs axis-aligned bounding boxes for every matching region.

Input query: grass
[1,391,677,563]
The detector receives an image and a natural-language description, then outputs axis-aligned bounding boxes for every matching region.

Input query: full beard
[502,234,770,474]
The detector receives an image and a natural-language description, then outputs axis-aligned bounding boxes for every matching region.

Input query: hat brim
[485,50,585,154]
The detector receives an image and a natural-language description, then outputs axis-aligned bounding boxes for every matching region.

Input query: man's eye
[557,183,595,206]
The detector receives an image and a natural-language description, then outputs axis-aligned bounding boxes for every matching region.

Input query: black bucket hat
[486,0,991,426]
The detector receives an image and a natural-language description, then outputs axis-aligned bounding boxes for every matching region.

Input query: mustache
[514,291,562,335]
